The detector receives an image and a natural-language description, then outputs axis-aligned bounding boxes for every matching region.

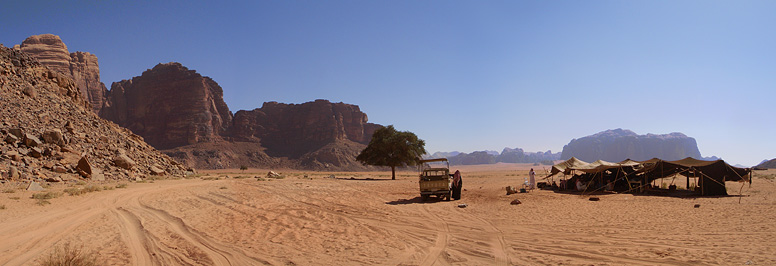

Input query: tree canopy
[356,125,427,180]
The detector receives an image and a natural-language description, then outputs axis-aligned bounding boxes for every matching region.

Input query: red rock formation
[230,99,381,158]
[19,34,108,113]
[100,63,233,149]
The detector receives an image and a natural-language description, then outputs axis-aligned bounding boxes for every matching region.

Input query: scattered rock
[113,154,136,170]
[76,156,92,178]
[589,197,600,201]
[149,165,165,176]
[28,147,43,158]
[27,181,45,191]
[45,176,62,182]
[506,186,518,195]
[23,134,42,147]
[457,203,468,208]
[266,171,281,179]
[23,86,36,97]
[8,128,23,139]
[41,129,64,146]
[4,134,18,144]
[9,166,20,179]
[52,165,67,173]
[694,204,701,208]
[510,199,522,205]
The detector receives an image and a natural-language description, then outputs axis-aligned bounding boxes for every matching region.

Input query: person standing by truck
[452,170,462,200]
[529,168,536,190]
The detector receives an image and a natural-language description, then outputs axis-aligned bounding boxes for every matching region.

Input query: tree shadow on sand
[386,196,447,205]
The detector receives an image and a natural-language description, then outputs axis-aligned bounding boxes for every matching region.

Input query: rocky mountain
[17,34,108,113]
[756,158,776,169]
[498,148,559,163]
[0,44,186,183]
[560,128,703,162]
[16,34,383,170]
[100,62,233,149]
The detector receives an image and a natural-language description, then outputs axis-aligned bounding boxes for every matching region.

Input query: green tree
[356,125,427,180]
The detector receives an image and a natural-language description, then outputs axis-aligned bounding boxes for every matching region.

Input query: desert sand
[1,164,775,265]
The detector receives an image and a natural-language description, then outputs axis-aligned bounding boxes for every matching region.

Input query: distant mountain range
[426,148,560,165]
[432,129,725,166]
[756,158,776,169]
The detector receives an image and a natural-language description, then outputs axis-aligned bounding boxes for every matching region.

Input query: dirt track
[1,167,775,265]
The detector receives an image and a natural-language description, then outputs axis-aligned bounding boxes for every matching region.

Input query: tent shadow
[549,188,749,199]
[386,196,446,205]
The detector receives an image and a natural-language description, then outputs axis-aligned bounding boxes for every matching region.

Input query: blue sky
[2,1,774,166]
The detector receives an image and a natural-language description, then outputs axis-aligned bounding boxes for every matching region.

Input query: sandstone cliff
[18,34,108,113]
[0,44,186,182]
[100,63,233,149]
[560,129,703,162]
[230,100,381,158]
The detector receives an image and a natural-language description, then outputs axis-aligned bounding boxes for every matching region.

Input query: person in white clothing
[528,168,536,190]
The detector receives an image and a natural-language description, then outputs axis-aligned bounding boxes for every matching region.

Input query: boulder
[23,86,36,97]
[42,129,64,146]
[510,199,522,205]
[27,181,45,191]
[149,165,165,176]
[4,134,18,144]
[266,171,282,178]
[53,165,67,173]
[23,134,42,147]
[28,147,43,158]
[9,166,20,179]
[560,129,703,162]
[506,186,518,195]
[8,128,23,139]
[114,154,136,170]
[76,156,92,178]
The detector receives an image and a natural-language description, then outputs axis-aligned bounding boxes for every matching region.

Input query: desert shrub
[63,188,84,196]
[233,175,250,179]
[75,181,86,186]
[202,177,219,181]
[0,205,5,210]
[39,243,98,266]
[2,188,16,193]
[36,200,51,206]
[83,185,102,193]
[219,186,228,189]
[240,165,248,171]
[32,192,60,200]
[116,183,128,189]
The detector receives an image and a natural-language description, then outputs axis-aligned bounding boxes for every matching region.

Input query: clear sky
[2,1,774,166]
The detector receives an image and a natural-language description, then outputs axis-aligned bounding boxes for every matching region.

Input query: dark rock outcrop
[100,63,233,149]
[18,34,108,113]
[560,129,703,162]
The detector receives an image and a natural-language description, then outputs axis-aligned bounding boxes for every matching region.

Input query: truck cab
[419,158,452,201]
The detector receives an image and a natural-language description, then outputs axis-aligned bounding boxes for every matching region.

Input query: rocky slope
[0,44,186,183]
[560,128,703,162]
[434,148,560,166]
[100,63,233,149]
[17,34,108,113]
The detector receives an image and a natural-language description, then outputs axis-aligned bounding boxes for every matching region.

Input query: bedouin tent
[546,157,751,196]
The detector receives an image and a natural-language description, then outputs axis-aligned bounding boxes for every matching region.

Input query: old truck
[418,158,452,201]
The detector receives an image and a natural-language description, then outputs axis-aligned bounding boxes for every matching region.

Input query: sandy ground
[1,164,775,265]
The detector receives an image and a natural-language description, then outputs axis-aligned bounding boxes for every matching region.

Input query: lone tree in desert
[357,125,427,180]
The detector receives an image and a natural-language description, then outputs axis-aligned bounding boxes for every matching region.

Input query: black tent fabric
[547,157,751,196]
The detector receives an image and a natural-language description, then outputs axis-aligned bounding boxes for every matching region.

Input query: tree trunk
[391,166,396,180]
